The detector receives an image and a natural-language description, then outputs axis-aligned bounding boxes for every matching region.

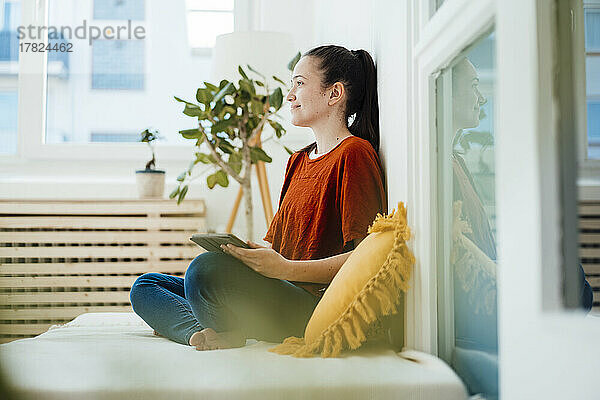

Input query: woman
[130,45,387,351]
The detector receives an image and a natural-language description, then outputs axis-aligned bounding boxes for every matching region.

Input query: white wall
[310,0,410,211]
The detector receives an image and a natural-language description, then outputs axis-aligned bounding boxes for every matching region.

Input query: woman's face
[452,59,486,130]
[286,56,330,127]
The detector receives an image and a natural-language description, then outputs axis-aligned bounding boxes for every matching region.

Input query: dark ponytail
[304,46,380,153]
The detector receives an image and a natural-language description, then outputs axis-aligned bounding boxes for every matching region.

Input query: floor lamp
[210,32,294,232]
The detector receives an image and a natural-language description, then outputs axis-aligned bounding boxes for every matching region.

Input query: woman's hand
[221,241,292,280]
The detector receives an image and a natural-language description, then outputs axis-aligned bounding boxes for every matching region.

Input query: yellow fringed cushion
[269,202,415,358]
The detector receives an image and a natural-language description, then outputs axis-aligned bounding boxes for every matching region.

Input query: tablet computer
[190,233,250,253]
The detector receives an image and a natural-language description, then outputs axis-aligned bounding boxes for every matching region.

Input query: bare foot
[188,328,245,351]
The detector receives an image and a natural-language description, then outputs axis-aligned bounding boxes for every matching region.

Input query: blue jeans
[129,252,320,346]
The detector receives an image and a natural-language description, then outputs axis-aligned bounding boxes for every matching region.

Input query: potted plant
[136,128,165,199]
[170,55,300,240]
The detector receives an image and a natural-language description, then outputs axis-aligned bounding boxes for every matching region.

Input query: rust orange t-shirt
[263,135,387,297]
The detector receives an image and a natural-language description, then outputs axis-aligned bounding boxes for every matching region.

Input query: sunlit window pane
[0,91,18,155]
[186,11,233,48]
[92,40,144,90]
[44,0,215,145]
[93,0,145,20]
[0,0,20,155]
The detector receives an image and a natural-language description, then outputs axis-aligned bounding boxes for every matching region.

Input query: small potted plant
[136,128,165,199]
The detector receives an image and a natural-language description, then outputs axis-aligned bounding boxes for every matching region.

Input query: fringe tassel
[269,202,415,358]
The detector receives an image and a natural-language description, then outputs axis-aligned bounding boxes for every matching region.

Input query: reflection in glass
[436,32,498,399]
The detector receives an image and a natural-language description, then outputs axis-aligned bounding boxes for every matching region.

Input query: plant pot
[135,169,165,199]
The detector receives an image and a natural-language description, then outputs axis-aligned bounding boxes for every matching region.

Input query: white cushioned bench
[0,312,467,400]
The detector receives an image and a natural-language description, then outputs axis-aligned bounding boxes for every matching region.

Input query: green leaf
[287,52,301,72]
[239,79,255,96]
[179,128,203,139]
[250,146,272,163]
[269,87,283,110]
[212,100,225,116]
[206,173,217,189]
[195,153,215,164]
[283,145,295,155]
[215,170,229,187]
[176,172,186,182]
[204,82,219,92]
[174,96,204,117]
[222,106,237,117]
[238,65,249,80]
[174,96,195,105]
[213,82,235,103]
[246,116,259,133]
[272,75,287,86]
[255,80,265,87]
[238,90,251,104]
[196,88,213,105]
[183,104,203,117]
[250,99,263,115]
[169,186,180,199]
[217,140,235,154]
[228,151,242,175]
[211,118,235,134]
[268,120,285,138]
[176,185,188,205]
[247,64,266,79]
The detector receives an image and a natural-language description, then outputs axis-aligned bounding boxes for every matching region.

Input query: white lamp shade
[211,31,296,90]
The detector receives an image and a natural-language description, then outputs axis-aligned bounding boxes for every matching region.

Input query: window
[43,0,218,146]
[91,40,144,90]
[435,30,498,399]
[93,0,144,20]
[4,0,240,155]
[0,0,20,155]
[185,0,234,49]
[0,91,18,154]
[585,6,600,159]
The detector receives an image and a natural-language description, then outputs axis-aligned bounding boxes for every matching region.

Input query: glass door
[435,30,498,399]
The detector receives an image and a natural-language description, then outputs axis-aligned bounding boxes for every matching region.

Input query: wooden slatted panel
[0,231,194,243]
[580,201,600,314]
[0,276,139,288]
[0,261,190,274]
[0,199,206,342]
[0,291,132,304]
[0,305,132,320]
[0,246,199,259]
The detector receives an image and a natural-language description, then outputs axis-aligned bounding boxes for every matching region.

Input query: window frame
[5,0,247,163]
[404,0,495,353]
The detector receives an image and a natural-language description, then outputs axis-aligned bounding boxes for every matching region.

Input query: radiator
[0,199,206,343]
[580,201,600,314]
